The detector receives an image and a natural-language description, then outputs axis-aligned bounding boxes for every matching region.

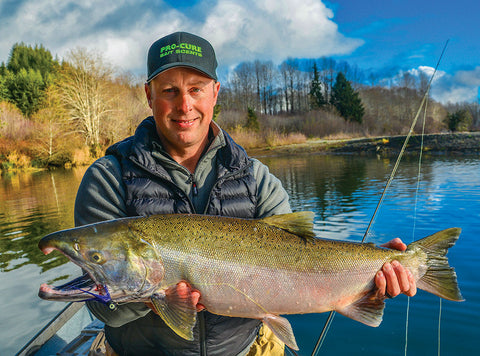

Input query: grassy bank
[247,132,480,157]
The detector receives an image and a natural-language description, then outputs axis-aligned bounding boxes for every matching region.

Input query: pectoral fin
[150,283,198,341]
[263,314,299,351]
[337,289,385,327]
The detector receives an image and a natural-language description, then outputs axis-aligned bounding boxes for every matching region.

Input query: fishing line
[437,298,443,356]
[310,40,449,356]
[310,310,335,353]
[405,70,430,356]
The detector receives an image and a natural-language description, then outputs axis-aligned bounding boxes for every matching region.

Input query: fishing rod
[310,39,450,356]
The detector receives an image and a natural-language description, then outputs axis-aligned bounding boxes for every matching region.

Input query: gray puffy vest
[104,117,261,356]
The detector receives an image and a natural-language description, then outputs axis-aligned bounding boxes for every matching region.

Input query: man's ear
[145,82,153,108]
[213,81,220,105]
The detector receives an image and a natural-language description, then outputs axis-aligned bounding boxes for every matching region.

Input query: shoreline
[247,132,480,157]
[2,132,479,173]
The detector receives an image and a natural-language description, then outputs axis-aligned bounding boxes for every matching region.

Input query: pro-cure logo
[160,43,203,58]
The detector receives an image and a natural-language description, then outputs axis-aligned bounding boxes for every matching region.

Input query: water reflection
[258,154,439,242]
[0,168,87,273]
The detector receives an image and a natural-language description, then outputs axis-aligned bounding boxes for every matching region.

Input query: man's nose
[176,93,193,113]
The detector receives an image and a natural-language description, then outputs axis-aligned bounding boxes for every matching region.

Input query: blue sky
[0,0,479,103]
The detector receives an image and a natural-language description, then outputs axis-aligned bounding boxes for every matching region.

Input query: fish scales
[130,214,388,271]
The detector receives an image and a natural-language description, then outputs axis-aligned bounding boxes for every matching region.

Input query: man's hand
[375,238,417,298]
[145,281,205,313]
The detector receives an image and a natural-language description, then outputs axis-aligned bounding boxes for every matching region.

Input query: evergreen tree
[0,63,7,101]
[446,109,473,132]
[245,107,260,132]
[4,43,59,116]
[330,72,365,123]
[0,76,7,102]
[5,68,45,116]
[0,62,6,76]
[213,104,221,122]
[309,62,326,109]
[7,43,57,82]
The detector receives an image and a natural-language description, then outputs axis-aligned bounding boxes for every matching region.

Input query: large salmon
[38,212,463,350]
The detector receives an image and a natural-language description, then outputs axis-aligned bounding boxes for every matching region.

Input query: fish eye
[89,251,105,264]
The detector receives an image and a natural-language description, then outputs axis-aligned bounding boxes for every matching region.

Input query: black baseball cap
[147,31,218,82]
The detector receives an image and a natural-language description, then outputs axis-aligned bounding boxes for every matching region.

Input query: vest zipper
[187,174,198,196]
[192,177,198,196]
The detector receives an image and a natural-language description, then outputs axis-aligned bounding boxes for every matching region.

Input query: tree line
[0,43,149,169]
[0,43,478,170]
[217,57,479,137]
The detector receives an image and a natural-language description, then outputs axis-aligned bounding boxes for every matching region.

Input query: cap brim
[146,63,217,82]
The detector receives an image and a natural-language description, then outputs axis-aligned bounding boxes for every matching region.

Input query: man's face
[145,67,220,156]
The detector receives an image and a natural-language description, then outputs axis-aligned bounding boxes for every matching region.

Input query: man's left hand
[375,238,417,298]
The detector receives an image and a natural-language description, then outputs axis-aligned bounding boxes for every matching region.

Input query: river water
[1,153,478,355]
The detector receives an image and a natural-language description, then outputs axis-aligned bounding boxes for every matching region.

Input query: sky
[0,0,479,103]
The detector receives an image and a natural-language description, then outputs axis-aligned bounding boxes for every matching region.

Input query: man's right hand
[145,281,205,313]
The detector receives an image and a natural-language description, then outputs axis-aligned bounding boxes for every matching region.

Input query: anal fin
[337,289,386,327]
[263,314,299,350]
[150,282,198,340]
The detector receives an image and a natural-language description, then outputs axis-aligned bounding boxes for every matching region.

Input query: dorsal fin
[261,211,315,241]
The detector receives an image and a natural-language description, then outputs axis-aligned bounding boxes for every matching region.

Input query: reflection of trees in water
[0,209,68,272]
[261,154,436,226]
[0,167,87,272]
[263,155,379,218]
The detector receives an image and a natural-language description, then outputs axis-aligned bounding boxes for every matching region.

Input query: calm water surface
[1,154,479,355]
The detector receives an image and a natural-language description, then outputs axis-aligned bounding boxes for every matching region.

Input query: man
[74,32,416,355]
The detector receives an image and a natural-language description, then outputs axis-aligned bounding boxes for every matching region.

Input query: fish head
[38,218,165,304]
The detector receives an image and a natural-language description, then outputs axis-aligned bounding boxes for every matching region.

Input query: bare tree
[103,78,150,146]
[253,60,277,114]
[229,62,256,111]
[59,48,113,150]
[280,58,300,113]
[319,57,337,103]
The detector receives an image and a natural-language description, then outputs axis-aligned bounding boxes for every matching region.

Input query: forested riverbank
[1,43,479,171]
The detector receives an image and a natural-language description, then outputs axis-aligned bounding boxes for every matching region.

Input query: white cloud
[0,0,362,78]
[431,67,480,103]
[454,67,480,86]
[432,85,477,104]
[406,65,447,84]
[392,66,479,103]
[409,66,437,78]
[202,0,363,65]
[0,0,191,76]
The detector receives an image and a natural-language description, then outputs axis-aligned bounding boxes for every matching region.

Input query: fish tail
[408,228,464,301]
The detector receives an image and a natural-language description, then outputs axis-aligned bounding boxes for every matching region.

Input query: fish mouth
[39,272,110,302]
[39,243,111,303]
